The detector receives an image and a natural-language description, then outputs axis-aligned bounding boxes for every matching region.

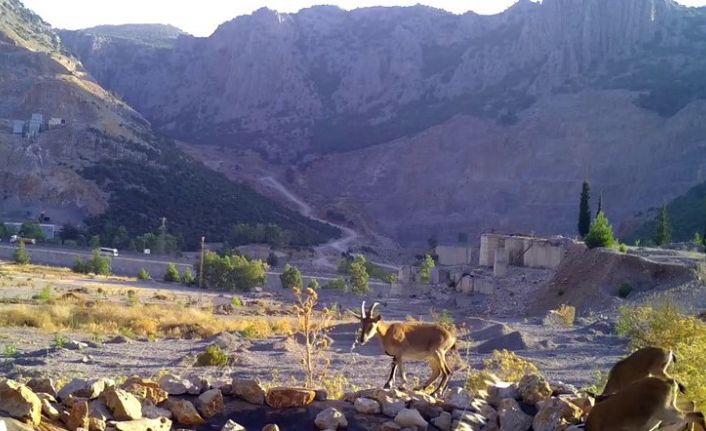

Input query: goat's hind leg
[415,358,441,392]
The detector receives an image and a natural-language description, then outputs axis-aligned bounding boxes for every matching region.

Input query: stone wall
[435,245,473,266]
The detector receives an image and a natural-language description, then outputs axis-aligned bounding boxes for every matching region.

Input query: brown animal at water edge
[351,301,457,395]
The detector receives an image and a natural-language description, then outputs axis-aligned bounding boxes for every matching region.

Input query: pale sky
[22,0,706,37]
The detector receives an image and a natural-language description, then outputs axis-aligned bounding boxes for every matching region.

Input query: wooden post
[199,236,205,289]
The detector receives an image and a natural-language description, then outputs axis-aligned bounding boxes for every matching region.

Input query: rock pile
[0,371,593,431]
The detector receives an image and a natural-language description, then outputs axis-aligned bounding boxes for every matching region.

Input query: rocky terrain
[0,0,336,248]
[60,0,706,245]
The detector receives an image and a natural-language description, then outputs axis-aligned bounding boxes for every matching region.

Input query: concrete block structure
[12,120,24,134]
[435,245,473,266]
[480,233,568,270]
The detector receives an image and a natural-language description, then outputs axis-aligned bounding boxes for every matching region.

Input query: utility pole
[199,236,205,289]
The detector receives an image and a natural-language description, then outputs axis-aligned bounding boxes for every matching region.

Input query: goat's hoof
[383,383,391,389]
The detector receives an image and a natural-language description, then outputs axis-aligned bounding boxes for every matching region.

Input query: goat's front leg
[383,358,398,389]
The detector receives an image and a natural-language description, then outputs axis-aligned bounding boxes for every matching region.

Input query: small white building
[12,120,24,135]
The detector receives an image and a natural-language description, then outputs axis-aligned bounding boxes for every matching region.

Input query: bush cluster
[72,251,112,275]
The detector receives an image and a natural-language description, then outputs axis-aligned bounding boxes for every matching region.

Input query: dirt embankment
[528,246,698,315]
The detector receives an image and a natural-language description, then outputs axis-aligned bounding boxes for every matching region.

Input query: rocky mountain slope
[60,0,706,244]
[0,0,337,248]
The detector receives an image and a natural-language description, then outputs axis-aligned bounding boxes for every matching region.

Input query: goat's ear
[374,315,382,322]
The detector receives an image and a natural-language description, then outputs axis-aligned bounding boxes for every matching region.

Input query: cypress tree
[596,192,603,217]
[578,181,591,238]
[655,204,672,246]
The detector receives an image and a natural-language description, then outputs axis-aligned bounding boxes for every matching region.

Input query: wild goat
[585,377,705,431]
[596,346,682,400]
[352,301,457,395]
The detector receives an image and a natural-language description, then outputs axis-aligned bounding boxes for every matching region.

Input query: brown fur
[601,346,674,396]
[356,302,456,395]
[586,377,705,431]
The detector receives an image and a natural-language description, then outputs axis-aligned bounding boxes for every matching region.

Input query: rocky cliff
[60,0,706,244]
[0,0,337,248]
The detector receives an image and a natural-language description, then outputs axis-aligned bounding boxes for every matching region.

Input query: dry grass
[466,349,542,394]
[0,302,294,339]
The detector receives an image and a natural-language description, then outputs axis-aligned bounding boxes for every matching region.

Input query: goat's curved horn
[361,301,367,318]
[369,302,381,317]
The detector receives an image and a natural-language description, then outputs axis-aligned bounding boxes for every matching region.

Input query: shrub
[307,278,320,291]
[431,308,455,332]
[293,287,334,388]
[419,254,435,284]
[618,243,628,253]
[137,268,151,281]
[13,243,30,265]
[231,296,244,307]
[53,333,67,349]
[617,282,633,299]
[556,304,576,327]
[584,212,617,249]
[617,303,706,411]
[33,285,54,303]
[197,251,266,291]
[3,343,17,357]
[19,223,45,241]
[163,263,180,282]
[323,277,348,290]
[181,268,195,285]
[76,250,112,275]
[466,350,541,394]
[280,264,302,290]
[196,344,229,367]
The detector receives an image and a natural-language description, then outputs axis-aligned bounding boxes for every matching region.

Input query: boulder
[487,383,519,407]
[381,395,407,418]
[158,375,191,395]
[121,378,168,404]
[0,379,42,425]
[27,378,57,398]
[113,417,172,431]
[381,422,402,431]
[0,417,34,431]
[89,417,106,431]
[141,400,172,419]
[164,400,205,426]
[476,332,529,354]
[196,389,224,418]
[566,396,593,417]
[431,412,452,431]
[65,340,89,350]
[88,399,113,421]
[41,398,60,420]
[443,387,473,410]
[58,378,110,401]
[186,375,208,395]
[64,401,89,431]
[261,425,280,431]
[532,398,583,431]
[103,388,142,421]
[394,408,428,430]
[409,400,443,421]
[518,375,552,406]
[232,379,266,405]
[497,398,532,431]
[354,398,381,415]
[265,387,316,409]
[314,407,348,430]
[220,419,246,431]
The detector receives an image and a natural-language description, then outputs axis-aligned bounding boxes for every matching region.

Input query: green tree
[59,223,81,244]
[164,263,180,282]
[655,205,672,246]
[585,212,617,249]
[280,264,302,290]
[181,267,195,285]
[419,254,436,284]
[349,255,370,294]
[197,251,266,291]
[111,225,130,248]
[89,250,112,275]
[20,223,44,241]
[13,242,30,265]
[307,278,320,291]
[693,232,703,247]
[578,181,592,238]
